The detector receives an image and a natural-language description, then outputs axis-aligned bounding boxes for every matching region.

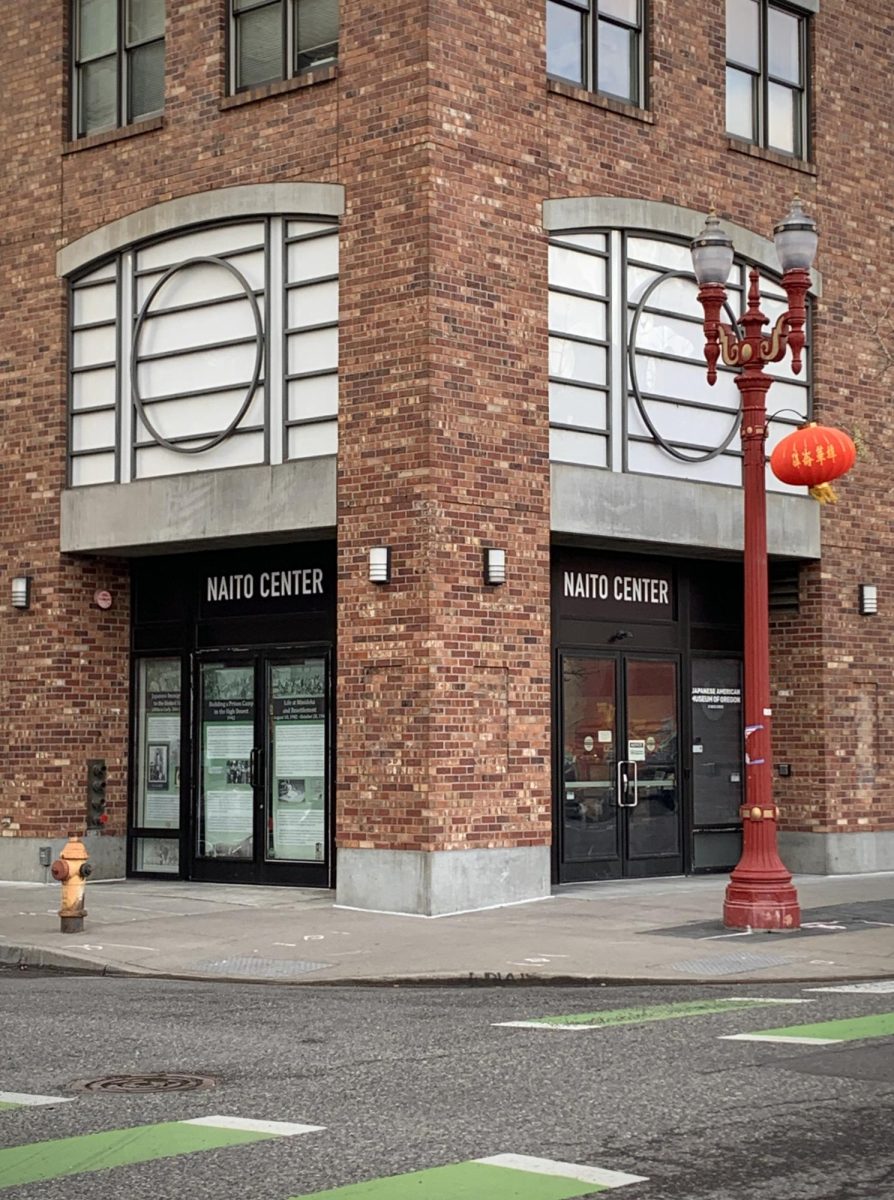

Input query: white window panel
[627,238,693,272]
[549,428,608,467]
[552,232,607,253]
[138,296,263,357]
[135,385,265,442]
[287,235,338,284]
[73,324,117,367]
[287,220,339,239]
[71,452,116,486]
[287,420,338,459]
[627,440,741,486]
[548,245,606,295]
[761,277,787,300]
[72,366,116,411]
[627,266,702,317]
[761,378,809,415]
[136,222,265,271]
[633,354,740,409]
[134,430,266,478]
[287,374,338,422]
[136,251,266,308]
[630,310,703,360]
[287,279,338,328]
[549,382,607,431]
[764,349,808,384]
[549,336,607,386]
[73,281,117,325]
[548,291,607,340]
[627,395,742,452]
[137,341,261,397]
[287,326,338,374]
[71,408,116,452]
[80,261,117,283]
[765,461,802,495]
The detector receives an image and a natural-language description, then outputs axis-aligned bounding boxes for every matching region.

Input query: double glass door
[193,649,331,886]
[560,654,682,880]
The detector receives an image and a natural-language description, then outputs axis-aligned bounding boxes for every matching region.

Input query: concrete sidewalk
[1,872,892,986]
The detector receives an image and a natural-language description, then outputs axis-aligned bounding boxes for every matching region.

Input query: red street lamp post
[690,199,819,931]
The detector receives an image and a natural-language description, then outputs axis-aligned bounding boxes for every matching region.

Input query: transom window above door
[726,0,810,157]
[546,0,645,107]
[230,0,338,92]
[72,0,165,138]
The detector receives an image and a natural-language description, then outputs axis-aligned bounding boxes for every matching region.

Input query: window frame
[726,0,809,159]
[546,0,646,108]
[228,0,339,95]
[72,0,166,140]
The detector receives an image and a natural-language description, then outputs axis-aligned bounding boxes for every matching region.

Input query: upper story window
[546,0,644,106]
[73,0,165,138]
[547,226,813,493]
[230,0,338,92]
[726,0,808,157]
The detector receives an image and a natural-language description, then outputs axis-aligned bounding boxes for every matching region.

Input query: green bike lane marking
[494,996,812,1031]
[0,1115,324,1190]
[722,1009,894,1045]
[288,1154,647,1199]
[0,1093,75,1111]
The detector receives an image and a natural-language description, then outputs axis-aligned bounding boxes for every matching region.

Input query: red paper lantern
[770,422,856,503]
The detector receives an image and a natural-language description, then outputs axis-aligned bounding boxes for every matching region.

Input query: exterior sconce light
[11,576,32,610]
[859,585,878,615]
[484,548,506,585]
[368,547,391,584]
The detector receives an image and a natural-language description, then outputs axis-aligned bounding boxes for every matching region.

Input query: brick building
[1,0,891,912]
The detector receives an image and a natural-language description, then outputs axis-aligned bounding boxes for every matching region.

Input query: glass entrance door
[193,650,331,886]
[559,654,682,881]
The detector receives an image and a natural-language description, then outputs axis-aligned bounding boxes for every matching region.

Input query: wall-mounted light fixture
[859,584,878,615]
[369,547,391,584]
[483,548,506,586]
[11,576,31,610]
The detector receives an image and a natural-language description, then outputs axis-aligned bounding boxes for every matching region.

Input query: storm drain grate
[192,957,332,978]
[71,1073,217,1094]
[671,951,792,976]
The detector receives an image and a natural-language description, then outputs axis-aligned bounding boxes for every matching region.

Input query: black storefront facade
[129,542,336,887]
[552,546,746,883]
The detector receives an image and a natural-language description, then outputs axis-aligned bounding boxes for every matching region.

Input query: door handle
[617,760,639,807]
[250,747,263,789]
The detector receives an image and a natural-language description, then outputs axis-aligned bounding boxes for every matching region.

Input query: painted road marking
[806,980,894,994]
[0,1114,324,1190]
[495,996,812,1031]
[289,1154,647,1198]
[0,1092,75,1111]
[722,1011,894,1046]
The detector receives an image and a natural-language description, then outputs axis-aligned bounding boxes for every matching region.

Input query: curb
[3,942,892,989]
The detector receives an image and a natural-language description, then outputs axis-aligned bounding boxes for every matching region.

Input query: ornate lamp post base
[723,805,801,929]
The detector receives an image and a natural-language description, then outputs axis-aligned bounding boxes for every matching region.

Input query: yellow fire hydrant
[51,835,93,934]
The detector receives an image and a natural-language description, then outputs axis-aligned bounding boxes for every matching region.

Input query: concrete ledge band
[0,835,125,883]
[779,830,894,875]
[335,846,552,916]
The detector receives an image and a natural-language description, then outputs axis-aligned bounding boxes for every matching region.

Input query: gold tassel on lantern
[808,482,838,504]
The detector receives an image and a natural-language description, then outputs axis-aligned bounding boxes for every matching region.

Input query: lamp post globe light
[689,199,819,931]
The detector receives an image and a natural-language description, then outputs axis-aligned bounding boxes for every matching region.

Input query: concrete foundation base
[0,834,126,883]
[335,845,551,916]
[779,830,894,875]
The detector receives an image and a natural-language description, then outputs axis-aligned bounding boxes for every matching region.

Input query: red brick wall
[2,0,891,853]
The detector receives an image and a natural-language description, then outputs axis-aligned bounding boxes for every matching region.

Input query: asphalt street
[0,969,892,1199]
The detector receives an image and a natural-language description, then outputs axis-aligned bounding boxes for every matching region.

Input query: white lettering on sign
[564,572,670,607]
[207,569,324,604]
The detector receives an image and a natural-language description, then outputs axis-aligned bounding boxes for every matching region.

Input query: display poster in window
[270,662,327,862]
[201,666,254,859]
[138,660,181,829]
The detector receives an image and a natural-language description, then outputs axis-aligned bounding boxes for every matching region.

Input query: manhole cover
[70,1073,217,1094]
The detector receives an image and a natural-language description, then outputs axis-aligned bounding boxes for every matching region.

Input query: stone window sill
[548,78,654,125]
[726,137,818,175]
[64,115,164,155]
[221,64,338,111]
